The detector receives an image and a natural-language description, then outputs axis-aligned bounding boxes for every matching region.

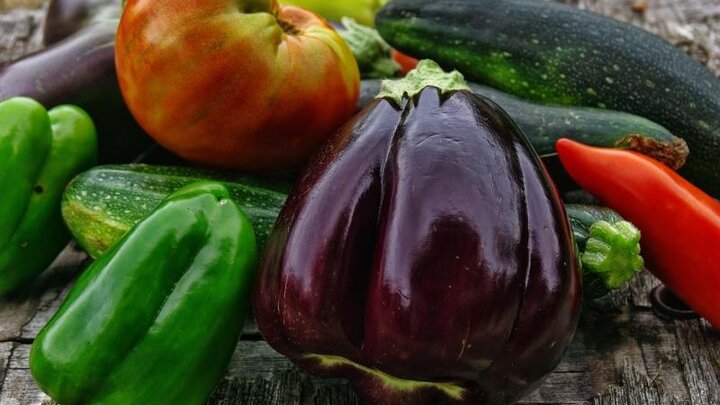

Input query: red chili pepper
[391,49,419,75]
[556,138,720,329]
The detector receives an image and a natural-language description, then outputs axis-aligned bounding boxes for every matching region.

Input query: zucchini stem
[581,220,644,292]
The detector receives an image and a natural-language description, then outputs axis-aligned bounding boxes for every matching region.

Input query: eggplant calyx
[304,353,466,400]
[377,59,470,104]
[581,220,644,290]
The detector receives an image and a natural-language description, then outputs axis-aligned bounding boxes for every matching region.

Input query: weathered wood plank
[591,270,661,310]
[5,304,715,404]
[573,0,720,75]
[0,342,13,396]
[674,321,720,404]
[0,8,44,64]
[0,246,85,343]
[0,341,52,405]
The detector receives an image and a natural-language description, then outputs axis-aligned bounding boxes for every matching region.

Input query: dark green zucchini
[376,0,720,196]
[360,79,688,168]
[61,164,290,258]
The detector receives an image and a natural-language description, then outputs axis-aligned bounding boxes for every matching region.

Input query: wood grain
[573,0,720,75]
[0,0,719,404]
[0,7,43,64]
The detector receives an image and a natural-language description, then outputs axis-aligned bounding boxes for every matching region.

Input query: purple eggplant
[43,0,120,45]
[0,19,153,162]
[1,20,115,106]
[254,61,581,404]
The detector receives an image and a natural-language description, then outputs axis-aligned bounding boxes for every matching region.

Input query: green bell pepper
[281,0,388,26]
[30,181,257,405]
[0,97,97,295]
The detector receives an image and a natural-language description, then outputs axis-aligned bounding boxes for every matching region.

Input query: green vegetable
[62,164,289,258]
[338,17,401,79]
[359,78,688,169]
[566,204,644,298]
[31,181,257,405]
[467,84,687,168]
[281,0,389,26]
[0,97,97,295]
[376,0,720,196]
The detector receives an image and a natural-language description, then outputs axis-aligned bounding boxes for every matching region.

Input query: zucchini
[63,164,641,299]
[376,0,720,196]
[360,79,688,168]
[61,164,290,258]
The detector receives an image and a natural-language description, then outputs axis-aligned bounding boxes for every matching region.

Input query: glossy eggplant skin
[0,21,115,107]
[255,88,581,404]
[0,20,153,163]
[44,0,119,45]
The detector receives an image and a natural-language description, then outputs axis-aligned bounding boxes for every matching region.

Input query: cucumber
[360,79,688,168]
[377,0,720,196]
[61,164,290,258]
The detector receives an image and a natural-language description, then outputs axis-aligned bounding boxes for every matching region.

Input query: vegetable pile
[0,0,717,404]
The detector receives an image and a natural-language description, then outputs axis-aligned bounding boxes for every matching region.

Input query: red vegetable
[391,49,418,75]
[116,0,360,172]
[556,138,720,329]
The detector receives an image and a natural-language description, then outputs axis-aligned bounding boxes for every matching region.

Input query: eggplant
[254,61,581,404]
[0,20,153,163]
[44,0,120,45]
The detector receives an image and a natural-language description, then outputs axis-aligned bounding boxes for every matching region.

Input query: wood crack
[0,338,33,345]
[0,342,15,398]
[239,333,265,341]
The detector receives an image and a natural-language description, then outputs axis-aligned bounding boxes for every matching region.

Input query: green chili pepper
[0,97,97,295]
[30,181,257,405]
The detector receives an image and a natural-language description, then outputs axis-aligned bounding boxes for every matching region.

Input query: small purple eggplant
[43,0,120,45]
[0,19,153,162]
[254,60,581,404]
[1,20,116,107]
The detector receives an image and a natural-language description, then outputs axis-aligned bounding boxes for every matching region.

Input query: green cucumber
[377,0,720,196]
[61,164,290,258]
[360,79,688,168]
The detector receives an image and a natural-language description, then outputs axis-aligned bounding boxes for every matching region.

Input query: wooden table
[1,1,719,404]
